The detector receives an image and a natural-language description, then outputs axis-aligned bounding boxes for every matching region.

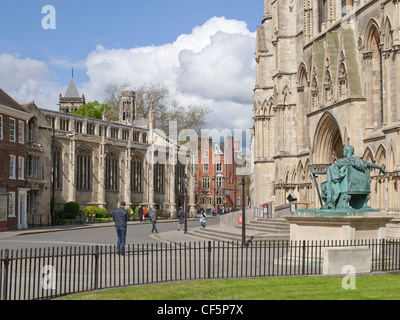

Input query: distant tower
[59,69,86,113]
[118,91,136,124]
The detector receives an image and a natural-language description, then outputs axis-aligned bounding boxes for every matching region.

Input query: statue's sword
[311,171,324,209]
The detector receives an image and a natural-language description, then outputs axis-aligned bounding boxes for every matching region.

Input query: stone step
[188,227,289,243]
[188,227,253,242]
[241,225,289,234]
[235,219,290,234]
[249,218,289,227]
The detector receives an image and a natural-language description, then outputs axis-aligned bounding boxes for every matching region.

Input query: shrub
[96,207,108,218]
[64,202,80,218]
[82,206,109,218]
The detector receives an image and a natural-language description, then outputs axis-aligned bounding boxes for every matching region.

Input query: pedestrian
[112,201,130,255]
[177,206,185,231]
[150,207,158,234]
[138,205,144,222]
[200,209,206,229]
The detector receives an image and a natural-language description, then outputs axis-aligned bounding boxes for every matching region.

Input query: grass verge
[61,274,400,300]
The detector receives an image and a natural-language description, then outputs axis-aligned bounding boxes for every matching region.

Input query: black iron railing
[1,239,399,300]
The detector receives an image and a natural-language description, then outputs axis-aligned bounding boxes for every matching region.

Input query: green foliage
[63,202,80,218]
[82,206,108,218]
[131,206,139,221]
[70,101,112,120]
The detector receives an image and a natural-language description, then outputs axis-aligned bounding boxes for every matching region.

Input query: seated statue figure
[311,146,386,210]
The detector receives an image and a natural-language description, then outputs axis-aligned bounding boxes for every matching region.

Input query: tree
[104,81,212,134]
[158,101,211,135]
[70,101,111,120]
[103,80,131,121]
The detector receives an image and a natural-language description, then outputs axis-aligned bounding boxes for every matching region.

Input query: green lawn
[61,275,400,300]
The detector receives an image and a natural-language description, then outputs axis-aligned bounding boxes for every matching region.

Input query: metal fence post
[381,239,385,271]
[207,241,212,279]
[302,241,306,275]
[2,249,9,301]
[94,246,100,290]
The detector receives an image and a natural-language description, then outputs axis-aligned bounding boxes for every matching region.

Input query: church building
[37,75,195,219]
[253,0,400,214]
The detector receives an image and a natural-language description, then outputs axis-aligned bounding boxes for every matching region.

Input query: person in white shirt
[200,209,206,228]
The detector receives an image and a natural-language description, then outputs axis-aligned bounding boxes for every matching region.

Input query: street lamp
[241,177,246,246]
[184,174,188,234]
[51,120,56,226]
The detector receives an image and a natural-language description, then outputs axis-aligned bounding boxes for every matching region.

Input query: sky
[0,0,263,133]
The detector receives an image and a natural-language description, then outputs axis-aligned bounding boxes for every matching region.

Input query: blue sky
[0,0,263,131]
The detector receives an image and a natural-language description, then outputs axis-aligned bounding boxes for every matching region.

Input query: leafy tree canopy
[70,101,112,120]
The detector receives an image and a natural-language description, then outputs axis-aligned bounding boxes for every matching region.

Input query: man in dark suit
[138,204,144,222]
[113,201,130,255]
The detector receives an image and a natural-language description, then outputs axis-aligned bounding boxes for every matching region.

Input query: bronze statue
[311,146,386,210]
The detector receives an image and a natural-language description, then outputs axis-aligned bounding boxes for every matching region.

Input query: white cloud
[83,17,256,130]
[177,31,256,104]
[0,54,49,104]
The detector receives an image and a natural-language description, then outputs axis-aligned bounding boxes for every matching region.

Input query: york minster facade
[253,0,400,214]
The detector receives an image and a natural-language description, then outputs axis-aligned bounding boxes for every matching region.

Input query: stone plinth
[322,247,371,275]
[285,210,393,242]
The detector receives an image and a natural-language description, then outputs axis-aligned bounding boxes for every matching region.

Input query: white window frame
[9,155,16,179]
[0,115,3,140]
[9,118,15,142]
[18,157,25,180]
[0,195,7,221]
[9,192,15,217]
[18,120,25,144]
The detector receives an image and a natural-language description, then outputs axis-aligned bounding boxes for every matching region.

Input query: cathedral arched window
[131,155,143,193]
[154,163,165,194]
[105,153,119,192]
[364,21,384,128]
[176,164,185,194]
[53,146,62,190]
[77,148,92,191]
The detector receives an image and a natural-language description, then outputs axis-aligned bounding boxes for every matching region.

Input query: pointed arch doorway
[313,112,344,166]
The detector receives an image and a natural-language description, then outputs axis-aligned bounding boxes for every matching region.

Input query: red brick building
[195,136,248,214]
[0,89,32,231]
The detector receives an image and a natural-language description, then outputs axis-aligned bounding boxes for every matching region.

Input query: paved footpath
[0,217,225,250]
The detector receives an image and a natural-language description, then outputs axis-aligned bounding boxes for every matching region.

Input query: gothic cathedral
[253,0,400,214]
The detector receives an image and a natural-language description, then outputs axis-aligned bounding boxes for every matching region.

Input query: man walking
[138,204,144,222]
[150,207,158,234]
[113,201,130,255]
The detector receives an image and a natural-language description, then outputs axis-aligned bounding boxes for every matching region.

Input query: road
[0,217,220,251]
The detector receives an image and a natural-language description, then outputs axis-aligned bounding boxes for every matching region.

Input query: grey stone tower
[59,70,85,113]
[118,90,136,125]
